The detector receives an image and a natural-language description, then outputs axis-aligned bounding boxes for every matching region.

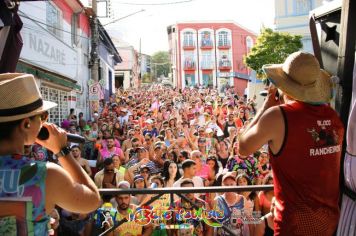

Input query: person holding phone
[0,73,101,235]
[238,52,344,235]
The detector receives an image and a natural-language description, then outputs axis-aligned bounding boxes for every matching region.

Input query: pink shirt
[195,164,210,179]
[100,147,124,160]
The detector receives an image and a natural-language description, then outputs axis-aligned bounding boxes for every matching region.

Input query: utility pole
[89,0,99,115]
[90,0,99,83]
[138,37,141,88]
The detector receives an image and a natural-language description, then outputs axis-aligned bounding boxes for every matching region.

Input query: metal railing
[98,185,274,236]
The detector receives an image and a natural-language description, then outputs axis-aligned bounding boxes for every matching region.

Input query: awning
[16,61,81,90]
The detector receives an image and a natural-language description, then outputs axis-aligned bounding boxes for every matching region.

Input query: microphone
[259,90,268,97]
[37,127,86,143]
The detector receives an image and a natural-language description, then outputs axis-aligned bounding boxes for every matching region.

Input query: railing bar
[99,185,274,195]
[141,193,164,206]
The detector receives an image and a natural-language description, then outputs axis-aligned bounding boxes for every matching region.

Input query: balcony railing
[218,40,231,49]
[201,61,213,70]
[184,61,196,70]
[219,60,232,70]
[200,40,213,49]
[183,40,195,50]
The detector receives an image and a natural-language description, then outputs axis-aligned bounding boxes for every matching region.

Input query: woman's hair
[206,155,219,174]
[236,173,257,200]
[219,139,229,150]
[169,118,176,127]
[162,160,181,181]
[263,173,274,185]
[149,175,164,187]
[156,135,165,141]
[180,150,190,159]
[168,150,178,163]
[0,119,22,140]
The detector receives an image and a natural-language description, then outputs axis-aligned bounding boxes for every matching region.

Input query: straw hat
[262,51,333,104]
[0,73,57,122]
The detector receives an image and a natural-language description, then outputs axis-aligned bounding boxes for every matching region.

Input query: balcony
[183,40,195,50]
[201,62,213,70]
[184,60,196,71]
[218,41,231,50]
[219,60,231,70]
[200,40,213,50]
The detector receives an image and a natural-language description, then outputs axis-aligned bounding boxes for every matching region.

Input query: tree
[142,73,151,83]
[244,28,303,79]
[151,51,171,80]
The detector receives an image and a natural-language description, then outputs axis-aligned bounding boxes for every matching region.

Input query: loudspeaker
[314,8,341,75]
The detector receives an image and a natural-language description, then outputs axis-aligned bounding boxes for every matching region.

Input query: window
[218,31,229,46]
[183,32,194,47]
[246,36,253,53]
[202,74,213,87]
[71,13,78,46]
[295,0,312,15]
[185,74,195,87]
[46,2,62,38]
[201,52,212,69]
[40,86,68,125]
[219,54,231,67]
[184,52,195,68]
[201,31,212,46]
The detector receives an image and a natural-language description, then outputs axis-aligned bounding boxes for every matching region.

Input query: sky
[98,0,275,55]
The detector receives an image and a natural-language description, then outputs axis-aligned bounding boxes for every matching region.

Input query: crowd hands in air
[28,85,275,236]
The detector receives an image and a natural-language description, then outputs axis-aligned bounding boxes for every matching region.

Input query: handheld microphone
[259,90,268,97]
[37,127,86,143]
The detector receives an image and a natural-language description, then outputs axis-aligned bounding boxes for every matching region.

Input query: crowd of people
[24,84,274,235]
[1,52,346,236]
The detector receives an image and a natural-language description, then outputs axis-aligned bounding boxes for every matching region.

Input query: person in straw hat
[0,73,100,235]
[238,52,344,235]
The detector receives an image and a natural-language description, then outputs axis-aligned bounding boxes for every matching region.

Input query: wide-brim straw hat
[262,51,333,104]
[0,73,57,122]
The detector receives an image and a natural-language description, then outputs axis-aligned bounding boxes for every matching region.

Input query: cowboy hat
[262,51,333,104]
[0,73,57,122]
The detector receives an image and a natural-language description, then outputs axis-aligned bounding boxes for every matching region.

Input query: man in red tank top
[238,52,344,236]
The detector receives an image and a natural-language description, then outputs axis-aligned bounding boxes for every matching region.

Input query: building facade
[167,21,256,96]
[18,0,91,124]
[140,54,151,76]
[113,38,140,90]
[97,23,121,100]
[274,0,325,53]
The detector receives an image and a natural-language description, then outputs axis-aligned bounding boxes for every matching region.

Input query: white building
[18,0,91,124]
[274,0,327,52]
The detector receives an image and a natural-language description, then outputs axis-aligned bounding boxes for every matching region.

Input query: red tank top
[270,101,344,236]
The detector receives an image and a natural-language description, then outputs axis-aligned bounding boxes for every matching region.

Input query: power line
[103,9,145,26]
[19,12,90,39]
[116,0,194,6]
[18,13,121,58]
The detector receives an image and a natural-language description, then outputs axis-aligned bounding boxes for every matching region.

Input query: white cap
[206,128,214,133]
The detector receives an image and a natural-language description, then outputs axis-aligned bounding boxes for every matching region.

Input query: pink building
[167,21,256,95]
